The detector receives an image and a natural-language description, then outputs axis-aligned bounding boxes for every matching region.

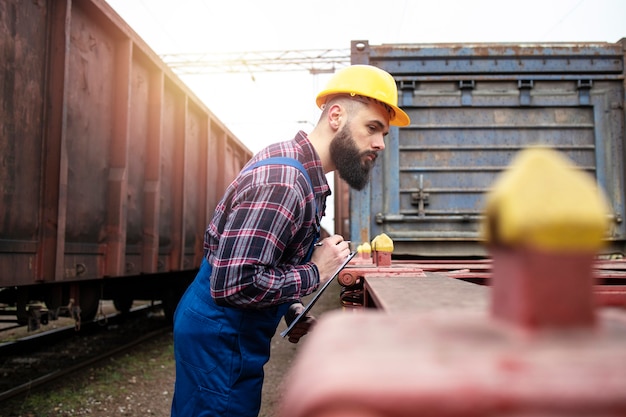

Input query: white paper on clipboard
[281,251,357,338]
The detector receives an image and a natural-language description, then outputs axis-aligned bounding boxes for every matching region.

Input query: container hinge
[399,80,416,107]
[410,174,429,216]
[399,80,417,91]
[577,79,593,105]
[518,80,534,106]
[410,190,430,216]
[459,80,475,106]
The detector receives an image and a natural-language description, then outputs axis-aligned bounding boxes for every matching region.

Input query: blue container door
[351,41,625,257]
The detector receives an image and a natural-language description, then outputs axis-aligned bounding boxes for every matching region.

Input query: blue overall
[171,157,318,417]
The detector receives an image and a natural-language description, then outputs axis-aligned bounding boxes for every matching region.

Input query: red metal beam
[105,38,132,277]
[141,70,164,273]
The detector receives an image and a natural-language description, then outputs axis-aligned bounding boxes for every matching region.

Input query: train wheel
[76,284,100,323]
[15,288,29,326]
[44,287,65,319]
[113,295,134,314]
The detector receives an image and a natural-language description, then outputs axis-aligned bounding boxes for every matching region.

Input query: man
[171,64,410,417]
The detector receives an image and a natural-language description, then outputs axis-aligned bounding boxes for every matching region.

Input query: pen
[314,240,350,247]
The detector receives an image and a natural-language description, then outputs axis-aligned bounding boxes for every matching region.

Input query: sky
[104,0,625,152]
[104,0,625,232]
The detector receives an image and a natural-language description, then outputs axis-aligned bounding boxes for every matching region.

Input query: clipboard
[281,251,357,338]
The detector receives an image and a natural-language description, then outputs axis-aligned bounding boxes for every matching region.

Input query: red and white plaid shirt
[205,131,331,308]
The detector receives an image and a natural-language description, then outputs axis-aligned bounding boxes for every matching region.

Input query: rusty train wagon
[335,39,626,257]
[0,0,252,324]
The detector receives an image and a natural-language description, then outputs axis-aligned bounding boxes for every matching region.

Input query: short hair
[320,93,395,120]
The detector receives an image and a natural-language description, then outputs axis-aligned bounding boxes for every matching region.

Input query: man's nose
[372,134,385,151]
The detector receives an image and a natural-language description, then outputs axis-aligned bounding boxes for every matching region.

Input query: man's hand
[310,234,351,285]
[284,302,316,344]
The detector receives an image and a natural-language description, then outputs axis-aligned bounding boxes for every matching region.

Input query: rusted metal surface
[0,0,252,320]
[338,263,427,288]
[342,39,626,257]
[290,257,626,415]
[491,248,597,328]
[282,146,626,416]
[279,309,626,417]
[362,274,488,313]
[342,256,626,309]
[283,250,626,414]
[139,71,164,274]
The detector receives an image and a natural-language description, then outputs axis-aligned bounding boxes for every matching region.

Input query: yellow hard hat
[315,65,410,127]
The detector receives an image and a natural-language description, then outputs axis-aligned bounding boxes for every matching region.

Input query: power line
[160,48,350,74]
[137,0,182,51]
[540,0,586,40]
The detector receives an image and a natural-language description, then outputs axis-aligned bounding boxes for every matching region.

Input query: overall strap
[244,156,314,191]
[244,157,320,262]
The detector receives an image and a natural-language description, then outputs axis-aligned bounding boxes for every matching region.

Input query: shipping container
[336,39,626,257]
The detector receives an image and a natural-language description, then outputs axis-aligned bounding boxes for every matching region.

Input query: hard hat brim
[316,93,411,127]
[388,105,410,127]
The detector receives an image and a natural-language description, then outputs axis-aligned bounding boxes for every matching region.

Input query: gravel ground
[2,281,344,417]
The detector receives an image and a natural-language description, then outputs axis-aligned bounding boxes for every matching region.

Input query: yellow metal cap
[371,233,394,253]
[357,243,372,254]
[482,147,610,251]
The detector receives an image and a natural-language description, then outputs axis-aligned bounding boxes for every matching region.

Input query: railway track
[0,302,171,403]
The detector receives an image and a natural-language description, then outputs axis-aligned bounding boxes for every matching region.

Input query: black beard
[330,125,377,191]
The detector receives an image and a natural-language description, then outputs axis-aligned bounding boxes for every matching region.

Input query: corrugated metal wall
[0,0,252,286]
[347,40,626,256]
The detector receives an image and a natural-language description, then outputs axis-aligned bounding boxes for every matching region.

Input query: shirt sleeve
[209,176,320,308]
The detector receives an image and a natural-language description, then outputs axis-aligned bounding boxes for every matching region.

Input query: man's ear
[327,103,343,131]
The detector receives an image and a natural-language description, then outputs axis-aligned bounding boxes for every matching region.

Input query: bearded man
[171,65,410,417]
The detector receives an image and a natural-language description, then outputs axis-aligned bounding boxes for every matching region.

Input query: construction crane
[160,48,350,75]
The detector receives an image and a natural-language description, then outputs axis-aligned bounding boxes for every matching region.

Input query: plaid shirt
[204,131,331,308]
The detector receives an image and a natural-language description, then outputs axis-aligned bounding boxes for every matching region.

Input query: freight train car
[0,0,252,325]
[335,39,626,258]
